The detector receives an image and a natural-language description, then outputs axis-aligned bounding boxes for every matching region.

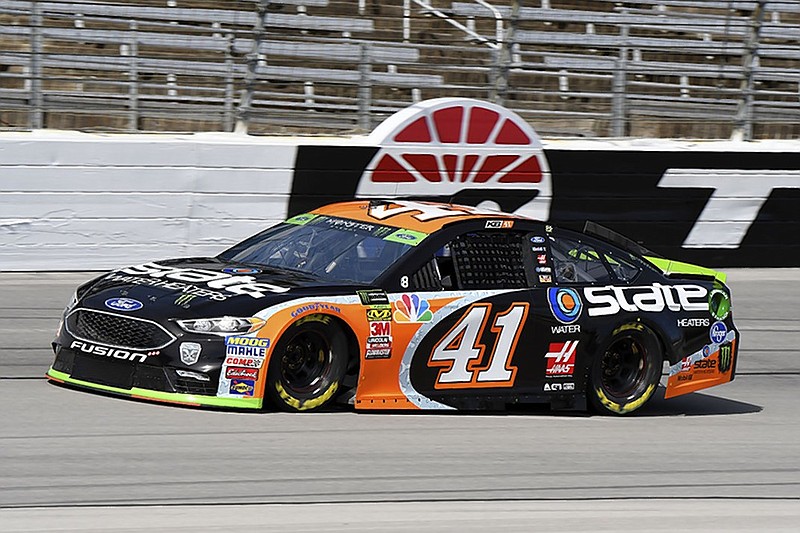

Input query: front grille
[173,377,217,395]
[67,309,175,350]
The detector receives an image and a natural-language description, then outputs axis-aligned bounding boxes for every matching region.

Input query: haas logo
[357,98,552,220]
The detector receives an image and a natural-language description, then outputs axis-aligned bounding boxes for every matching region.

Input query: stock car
[47,199,738,415]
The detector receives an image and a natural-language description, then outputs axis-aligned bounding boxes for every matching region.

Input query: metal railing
[2,0,799,139]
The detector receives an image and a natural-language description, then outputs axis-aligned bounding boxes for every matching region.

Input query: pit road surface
[1,270,798,531]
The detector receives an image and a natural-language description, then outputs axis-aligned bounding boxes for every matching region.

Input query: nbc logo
[394,294,433,323]
[357,98,552,220]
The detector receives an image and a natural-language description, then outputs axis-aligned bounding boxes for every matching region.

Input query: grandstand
[1,0,798,138]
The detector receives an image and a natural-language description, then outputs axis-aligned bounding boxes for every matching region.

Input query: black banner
[290,146,800,267]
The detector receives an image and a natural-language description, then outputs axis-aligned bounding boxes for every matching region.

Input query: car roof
[310,199,535,234]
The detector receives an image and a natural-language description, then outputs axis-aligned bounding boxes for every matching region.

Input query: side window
[410,232,529,291]
[550,235,613,285]
[549,231,642,285]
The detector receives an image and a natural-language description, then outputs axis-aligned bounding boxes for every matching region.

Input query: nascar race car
[47,200,738,415]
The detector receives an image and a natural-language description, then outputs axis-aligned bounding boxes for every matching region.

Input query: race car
[47,199,739,415]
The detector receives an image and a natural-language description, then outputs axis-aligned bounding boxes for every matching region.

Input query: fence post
[491,0,519,106]
[732,0,766,141]
[611,21,629,137]
[235,0,269,134]
[127,21,139,132]
[224,33,235,132]
[358,43,373,132]
[30,0,43,129]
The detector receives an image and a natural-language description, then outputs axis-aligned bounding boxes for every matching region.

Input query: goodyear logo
[366,308,392,322]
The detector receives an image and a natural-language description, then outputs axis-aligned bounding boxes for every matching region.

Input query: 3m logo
[357,98,552,220]
[545,341,578,376]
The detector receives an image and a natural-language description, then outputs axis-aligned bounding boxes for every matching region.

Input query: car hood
[77,257,359,319]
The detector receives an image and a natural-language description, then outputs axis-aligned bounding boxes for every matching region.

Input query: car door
[397,224,550,409]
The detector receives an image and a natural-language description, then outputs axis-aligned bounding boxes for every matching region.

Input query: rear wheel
[266,315,347,412]
[589,323,662,415]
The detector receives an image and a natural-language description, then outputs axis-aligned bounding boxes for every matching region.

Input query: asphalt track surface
[1,270,798,531]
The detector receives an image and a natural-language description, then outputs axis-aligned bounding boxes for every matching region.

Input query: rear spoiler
[582,221,727,284]
[583,221,661,259]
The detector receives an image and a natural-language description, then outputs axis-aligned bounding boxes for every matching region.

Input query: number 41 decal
[429,303,529,389]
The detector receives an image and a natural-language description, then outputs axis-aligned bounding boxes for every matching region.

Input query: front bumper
[46,367,262,409]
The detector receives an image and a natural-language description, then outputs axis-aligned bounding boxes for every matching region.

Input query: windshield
[218,214,420,284]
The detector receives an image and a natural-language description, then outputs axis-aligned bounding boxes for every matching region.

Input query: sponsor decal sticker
[384,228,428,246]
[226,366,259,380]
[229,379,255,397]
[223,356,264,369]
[222,267,261,275]
[119,262,288,299]
[535,266,552,273]
[536,254,548,265]
[225,336,270,358]
[369,321,391,337]
[677,317,710,328]
[584,284,708,317]
[545,341,578,377]
[538,275,552,284]
[358,290,390,307]
[544,382,573,392]
[531,236,546,244]
[290,302,342,318]
[547,287,582,324]
[174,293,197,306]
[551,324,580,334]
[394,294,433,322]
[366,308,392,322]
[285,213,318,225]
[105,298,143,311]
[709,289,731,320]
[485,220,514,229]
[710,321,728,344]
[531,246,546,252]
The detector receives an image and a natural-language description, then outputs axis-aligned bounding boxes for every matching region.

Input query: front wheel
[265,315,348,412]
[589,323,663,415]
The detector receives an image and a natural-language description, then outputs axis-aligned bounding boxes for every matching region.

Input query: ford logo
[531,236,546,244]
[105,298,143,311]
[222,267,261,275]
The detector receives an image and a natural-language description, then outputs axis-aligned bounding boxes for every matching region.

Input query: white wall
[0,131,300,271]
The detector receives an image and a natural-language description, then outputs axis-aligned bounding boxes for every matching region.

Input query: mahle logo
[357,98,552,220]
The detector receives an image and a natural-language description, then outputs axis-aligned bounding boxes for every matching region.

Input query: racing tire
[265,314,348,412]
[588,323,662,416]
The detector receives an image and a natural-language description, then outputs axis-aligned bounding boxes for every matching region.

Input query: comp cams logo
[357,98,552,219]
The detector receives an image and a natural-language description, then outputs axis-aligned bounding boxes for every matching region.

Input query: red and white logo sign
[225,366,259,380]
[358,98,552,219]
[370,321,391,337]
[224,356,264,369]
[545,341,578,376]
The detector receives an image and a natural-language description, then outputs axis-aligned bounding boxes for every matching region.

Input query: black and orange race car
[47,200,738,415]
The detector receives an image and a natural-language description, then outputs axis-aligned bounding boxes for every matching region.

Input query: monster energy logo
[718,343,732,373]
[175,293,197,306]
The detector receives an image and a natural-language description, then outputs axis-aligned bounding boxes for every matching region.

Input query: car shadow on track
[635,386,763,417]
